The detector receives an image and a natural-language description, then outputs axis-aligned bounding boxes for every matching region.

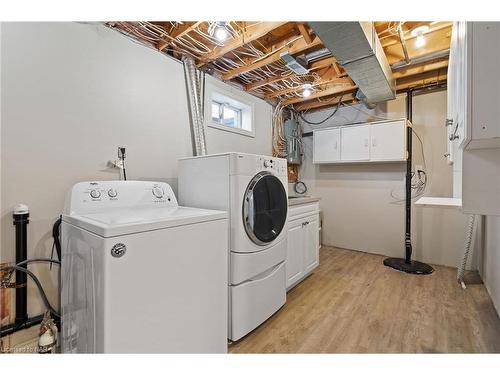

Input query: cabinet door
[471,22,500,142]
[285,220,304,289]
[313,128,340,163]
[303,215,320,274]
[340,125,370,161]
[369,121,406,161]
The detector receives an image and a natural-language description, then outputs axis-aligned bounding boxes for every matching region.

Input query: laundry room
[1,1,500,372]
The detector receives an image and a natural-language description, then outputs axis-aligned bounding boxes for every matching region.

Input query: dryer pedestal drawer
[229,262,286,341]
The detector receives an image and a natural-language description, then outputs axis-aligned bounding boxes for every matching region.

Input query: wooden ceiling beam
[244,56,338,92]
[244,74,292,91]
[395,68,448,92]
[297,22,314,45]
[221,35,323,81]
[294,93,357,111]
[198,22,287,64]
[265,75,352,99]
[157,21,202,51]
[393,60,449,80]
[283,83,357,106]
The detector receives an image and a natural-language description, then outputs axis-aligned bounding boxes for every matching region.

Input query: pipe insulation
[183,56,207,156]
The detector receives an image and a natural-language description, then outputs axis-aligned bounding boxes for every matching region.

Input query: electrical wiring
[297,96,344,125]
[272,102,287,157]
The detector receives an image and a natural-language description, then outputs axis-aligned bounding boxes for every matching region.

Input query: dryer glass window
[243,172,287,245]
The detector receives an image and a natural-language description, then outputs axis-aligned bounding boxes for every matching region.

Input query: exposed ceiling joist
[283,83,357,106]
[265,74,351,99]
[198,22,287,64]
[107,21,452,111]
[294,93,357,111]
[157,21,202,51]
[244,74,291,91]
[221,35,323,81]
[297,23,314,45]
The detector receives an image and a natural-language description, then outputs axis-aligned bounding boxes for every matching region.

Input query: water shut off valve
[38,311,58,354]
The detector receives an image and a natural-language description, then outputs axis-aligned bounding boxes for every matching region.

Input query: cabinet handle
[364,138,369,147]
[334,140,338,150]
[372,138,377,147]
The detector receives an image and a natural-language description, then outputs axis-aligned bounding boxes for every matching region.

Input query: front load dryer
[60,180,228,353]
[178,153,288,341]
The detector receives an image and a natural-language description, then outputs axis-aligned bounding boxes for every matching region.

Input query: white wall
[0,22,272,320]
[300,90,470,268]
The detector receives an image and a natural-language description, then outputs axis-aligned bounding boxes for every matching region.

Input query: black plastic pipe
[13,208,29,325]
[0,314,44,338]
[405,91,413,264]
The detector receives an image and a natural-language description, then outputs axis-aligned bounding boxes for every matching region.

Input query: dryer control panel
[255,155,287,175]
[64,181,178,215]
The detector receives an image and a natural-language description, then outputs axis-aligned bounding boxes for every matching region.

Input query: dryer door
[243,171,288,246]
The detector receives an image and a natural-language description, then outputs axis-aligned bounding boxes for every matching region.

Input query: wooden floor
[230,247,500,353]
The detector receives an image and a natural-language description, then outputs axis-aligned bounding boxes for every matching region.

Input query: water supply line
[183,56,207,156]
[457,214,477,289]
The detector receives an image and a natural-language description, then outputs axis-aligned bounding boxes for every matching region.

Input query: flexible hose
[457,214,476,288]
[1,265,60,318]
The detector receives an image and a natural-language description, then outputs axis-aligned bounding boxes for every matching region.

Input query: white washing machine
[60,180,228,353]
[178,153,288,341]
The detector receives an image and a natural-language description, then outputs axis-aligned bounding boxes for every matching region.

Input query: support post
[383,91,434,275]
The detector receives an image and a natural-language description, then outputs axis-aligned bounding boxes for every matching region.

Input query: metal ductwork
[308,22,396,103]
[183,56,207,156]
[391,49,450,71]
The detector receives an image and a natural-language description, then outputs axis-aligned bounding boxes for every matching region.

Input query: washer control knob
[108,188,118,198]
[264,160,271,168]
[90,189,101,199]
[152,186,164,199]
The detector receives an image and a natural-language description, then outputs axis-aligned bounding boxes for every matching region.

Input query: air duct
[308,22,395,103]
[280,51,308,75]
[183,56,207,156]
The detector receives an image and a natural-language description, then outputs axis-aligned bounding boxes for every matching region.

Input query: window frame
[211,100,243,129]
[204,80,255,138]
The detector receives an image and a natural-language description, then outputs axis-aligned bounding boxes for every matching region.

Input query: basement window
[206,87,254,137]
[211,101,242,129]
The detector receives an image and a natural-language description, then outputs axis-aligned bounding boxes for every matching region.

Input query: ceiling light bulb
[411,25,429,48]
[302,88,312,98]
[302,83,313,98]
[415,34,426,48]
[215,26,228,42]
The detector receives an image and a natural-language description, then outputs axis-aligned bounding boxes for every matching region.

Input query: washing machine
[60,180,228,353]
[178,153,288,341]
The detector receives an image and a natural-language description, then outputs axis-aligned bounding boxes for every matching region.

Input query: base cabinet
[286,202,320,290]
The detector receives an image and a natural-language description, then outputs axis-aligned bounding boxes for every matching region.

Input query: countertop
[288,196,321,206]
[415,196,462,208]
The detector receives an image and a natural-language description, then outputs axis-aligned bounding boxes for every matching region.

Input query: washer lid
[63,206,227,238]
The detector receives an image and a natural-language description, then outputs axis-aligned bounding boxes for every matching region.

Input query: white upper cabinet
[313,119,406,164]
[448,22,500,151]
[369,120,406,161]
[470,23,500,145]
[341,125,370,161]
[313,128,340,163]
